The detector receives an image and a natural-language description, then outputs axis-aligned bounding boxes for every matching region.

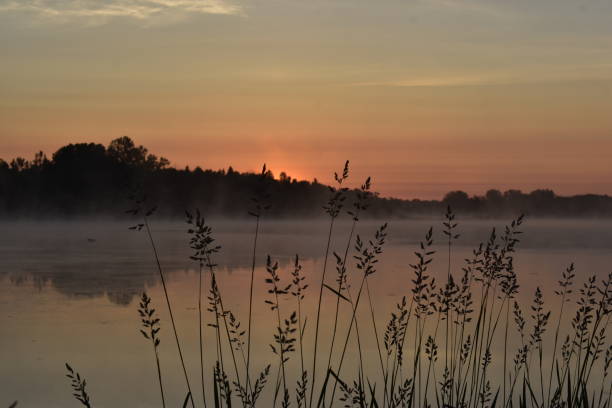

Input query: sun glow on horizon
[1,0,612,198]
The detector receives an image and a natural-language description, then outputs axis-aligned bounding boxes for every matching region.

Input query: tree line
[1,136,610,218]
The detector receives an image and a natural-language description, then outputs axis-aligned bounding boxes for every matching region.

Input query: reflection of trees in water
[107,288,144,306]
[7,214,612,310]
[3,268,159,306]
[4,217,612,307]
[0,252,316,306]
[8,272,50,291]
[1,217,334,306]
[52,269,158,306]
[3,218,612,308]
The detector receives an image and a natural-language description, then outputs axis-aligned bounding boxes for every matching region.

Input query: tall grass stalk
[246,164,270,391]
[325,178,379,405]
[328,223,388,406]
[545,263,575,407]
[325,177,371,377]
[206,253,245,400]
[186,209,220,408]
[138,292,166,408]
[265,256,297,407]
[309,160,349,408]
[291,255,309,407]
[127,197,195,408]
[64,184,612,408]
[65,363,92,408]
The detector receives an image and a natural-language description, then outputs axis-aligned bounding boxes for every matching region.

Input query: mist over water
[1,218,611,407]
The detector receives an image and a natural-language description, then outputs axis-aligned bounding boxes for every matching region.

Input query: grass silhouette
[62,163,612,408]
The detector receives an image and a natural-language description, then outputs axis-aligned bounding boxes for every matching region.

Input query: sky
[1,0,611,199]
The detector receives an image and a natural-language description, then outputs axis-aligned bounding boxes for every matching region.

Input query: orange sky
[1,0,611,199]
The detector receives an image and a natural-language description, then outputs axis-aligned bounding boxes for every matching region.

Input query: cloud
[350,75,505,88]
[0,0,242,24]
[350,63,612,89]
[418,0,514,18]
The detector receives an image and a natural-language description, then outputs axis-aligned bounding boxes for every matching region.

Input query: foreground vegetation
[58,162,612,408]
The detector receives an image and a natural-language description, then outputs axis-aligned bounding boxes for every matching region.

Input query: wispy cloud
[351,76,499,88]
[0,0,242,24]
[350,63,612,88]
[418,0,515,18]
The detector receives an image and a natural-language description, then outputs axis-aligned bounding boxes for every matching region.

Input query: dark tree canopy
[1,137,611,218]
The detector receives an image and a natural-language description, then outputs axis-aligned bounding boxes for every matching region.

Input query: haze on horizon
[1,0,611,200]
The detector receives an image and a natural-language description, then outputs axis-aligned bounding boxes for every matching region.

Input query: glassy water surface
[1,218,611,407]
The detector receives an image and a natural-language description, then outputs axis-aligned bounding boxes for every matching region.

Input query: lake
[1,218,611,407]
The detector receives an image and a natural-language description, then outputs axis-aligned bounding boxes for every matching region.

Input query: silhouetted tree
[443,191,472,212]
[1,137,611,218]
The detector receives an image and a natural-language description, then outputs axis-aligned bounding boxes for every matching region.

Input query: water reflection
[2,218,612,306]
[1,218,611,406]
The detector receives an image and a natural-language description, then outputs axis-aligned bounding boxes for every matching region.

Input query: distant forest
[1,137,611,218]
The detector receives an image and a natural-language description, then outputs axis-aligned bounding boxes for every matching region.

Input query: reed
[138,292,166,408]
[265,255,298,406]
[186,209,221,408]
[328,223,389,405]
[325,176,372,382]
[60,171,612,408]
[127,193,195,408]
[309,160,349,408]
[65,363,92,408]
[291,254,309,407]
[246,164,271,392]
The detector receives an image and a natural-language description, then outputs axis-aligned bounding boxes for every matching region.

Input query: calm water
[1,218,611,407]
